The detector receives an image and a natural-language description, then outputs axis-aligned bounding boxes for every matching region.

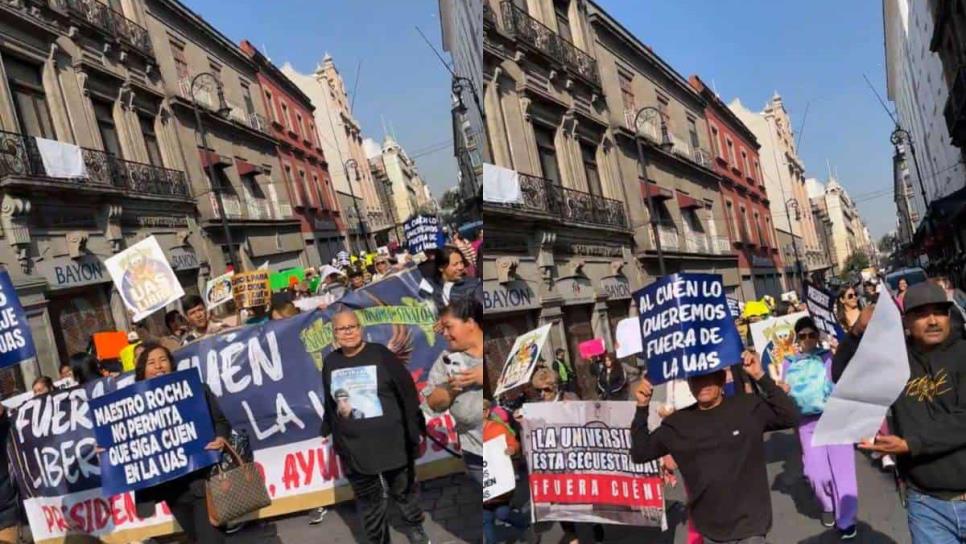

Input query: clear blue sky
[599,0,896,240]
[184,0,457,198]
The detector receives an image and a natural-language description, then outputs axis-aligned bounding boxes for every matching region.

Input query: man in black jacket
[835,282,966,544]
[321,310,429,544]
[630,351,798,543]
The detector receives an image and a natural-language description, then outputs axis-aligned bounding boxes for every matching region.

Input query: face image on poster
[330,365,383,420]
[750,311,808,381]
[483,313,536,395]
[52,288,115,359]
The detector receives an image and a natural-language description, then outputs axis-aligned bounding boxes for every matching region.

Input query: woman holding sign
[781,317,858,540]
[132,343,232,543]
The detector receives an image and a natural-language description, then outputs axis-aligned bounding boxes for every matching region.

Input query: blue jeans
[482,504,529,544]
[907,489,966,543]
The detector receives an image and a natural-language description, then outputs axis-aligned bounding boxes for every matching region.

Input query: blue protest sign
[89,369,219,496]
[726,297,741,318]
[636,273,744,385]
[404,214,441,254]
[804,282,846,340]
[0,270,36,369]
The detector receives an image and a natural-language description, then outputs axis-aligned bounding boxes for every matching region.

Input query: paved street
[531,429,909,544]
[228,473,482,544]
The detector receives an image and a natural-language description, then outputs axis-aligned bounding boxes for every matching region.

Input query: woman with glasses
[781,317,858,540]
[836,285,863,331]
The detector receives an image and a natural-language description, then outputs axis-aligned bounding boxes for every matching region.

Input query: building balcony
[945,65,966,147]
[207,192,290,221]
[648,224,680,251]
[623,109,713,169]
[485,172,628,229]
[0,129,189,198]
[500,1,600,87]
[51,0,154,58]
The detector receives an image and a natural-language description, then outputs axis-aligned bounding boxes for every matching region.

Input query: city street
[533,429,909,544]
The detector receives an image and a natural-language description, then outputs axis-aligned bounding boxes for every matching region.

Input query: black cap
[902,282,951,313]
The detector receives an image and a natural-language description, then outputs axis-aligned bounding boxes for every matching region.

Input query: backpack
[784,352,833,416]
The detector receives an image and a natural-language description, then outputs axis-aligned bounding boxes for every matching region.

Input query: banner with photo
[520,401,665,527]
[8,269,463,544]
[104,236,184,322]
[750,311,808,381]
[493,323,552,397]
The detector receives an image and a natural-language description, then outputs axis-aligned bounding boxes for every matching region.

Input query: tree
[439,188,461,211]
[877,233,898,254]
[844,250,870,273]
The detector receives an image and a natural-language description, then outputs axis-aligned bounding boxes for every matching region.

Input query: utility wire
[862,73,898,126]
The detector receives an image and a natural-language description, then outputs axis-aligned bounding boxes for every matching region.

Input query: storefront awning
[676,191,701,209]
[641,182,673,201]
[199,149,230,169]
[234,158,258,177]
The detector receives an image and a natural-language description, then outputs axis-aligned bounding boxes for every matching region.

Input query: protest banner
[104,237,184,322]
[403,214,441,254]
[0,270,35,369]
[812,289,909,446]
[270,268,305,291]
[493,323,552,397]
[89,370,219,496]
[482,434,515,501]
[614,317,642,358]
[578,338,605,359]
[232,270,271,309]
[8,269,463,544]
[750,311,807,381]
[204,271,234,309]
[635,273,743,385]
[804,282,845,340]
[726,297,741,318]
[521,401,665,527]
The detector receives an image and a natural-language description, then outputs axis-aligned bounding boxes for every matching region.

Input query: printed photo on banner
[804,282,845,340]
[330,366,383,419]
[750,311,808,381]
[204,271,234,309]
[493,323,552,397]
[89,369,219,496]
[482,434,515,501]
[521,401,665,527]
[104,236,184,322]
[0,270,36,369]
[635,273,743,385]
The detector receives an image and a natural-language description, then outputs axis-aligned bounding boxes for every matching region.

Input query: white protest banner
[812,289,909,446]
[105,236,184,322]
[521,401,665,527]
[635,273,744,385]
[204,271,234,309]
[482,434,515,501]
[615,317,643,358]
[493,323,552,397]
[750,311,808,381]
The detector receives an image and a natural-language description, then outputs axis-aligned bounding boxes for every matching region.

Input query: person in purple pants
[781,317,858,540]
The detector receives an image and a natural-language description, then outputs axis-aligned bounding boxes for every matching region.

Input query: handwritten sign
[90,369,219,496]
[204,271,234,309]
[493,323,551,397]
[232,270,271,309]
[726,297,741,318]
[636,273,743,385]
[105,236,184,322]
[0,271,36,369]
[403,214,441,254]
[482,434,515,501]
[804,282,845,340]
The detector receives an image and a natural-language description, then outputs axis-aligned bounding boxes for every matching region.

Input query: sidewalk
[232,473,481,543]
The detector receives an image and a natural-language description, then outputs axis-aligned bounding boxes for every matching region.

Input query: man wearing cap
[833,282,966,543]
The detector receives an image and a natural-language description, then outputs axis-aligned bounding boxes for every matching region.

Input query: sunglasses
[844,293,856,300]
[797,331,818,340]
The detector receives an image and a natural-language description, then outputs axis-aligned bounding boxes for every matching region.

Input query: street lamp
[632,106,674,276]
[891,126,929,210]
[342,158,371,253]
[189,72,238,271]
[785,198,804,285]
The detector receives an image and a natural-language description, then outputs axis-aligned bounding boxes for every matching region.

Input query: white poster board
[615,316,643,358]
[204,271,235,309]
[812,289,910,446]
[482,434,515,501]
[104,236,184,322]
[750,311,808,381]
[493,323,552,397]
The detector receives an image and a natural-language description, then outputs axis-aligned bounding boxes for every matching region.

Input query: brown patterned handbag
[205,443,271,526]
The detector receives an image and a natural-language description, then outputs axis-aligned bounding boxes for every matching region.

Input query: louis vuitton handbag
[205,442,271,526]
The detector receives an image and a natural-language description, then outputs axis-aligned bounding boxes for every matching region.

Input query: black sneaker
[839,525,857,540]
[404,526,431,544]
[821,511,835,528]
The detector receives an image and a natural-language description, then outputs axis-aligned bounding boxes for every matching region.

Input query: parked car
[884,267,928,293]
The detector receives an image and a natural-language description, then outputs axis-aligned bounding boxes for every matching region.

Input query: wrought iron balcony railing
[623,109,714,169]
[501,2,600,87]
[52,0,154,57]
[0,129,188,197]
[488,172,628,229]
[650,224,680,251]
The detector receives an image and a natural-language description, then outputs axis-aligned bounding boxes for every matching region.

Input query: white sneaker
[308,507,328,525]
[882,455,896,469]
